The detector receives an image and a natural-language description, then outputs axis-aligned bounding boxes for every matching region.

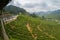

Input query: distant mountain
[50,10,60,14]
[34,10,60,20]
[4,5,27,14]
[45,10,60,20]
[34,11,52,17]
[34,12,46,16]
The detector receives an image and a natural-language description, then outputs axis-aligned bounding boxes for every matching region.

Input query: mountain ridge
[4,5,27,14]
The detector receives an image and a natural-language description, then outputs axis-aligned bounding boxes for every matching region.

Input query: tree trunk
[0,10,9,40]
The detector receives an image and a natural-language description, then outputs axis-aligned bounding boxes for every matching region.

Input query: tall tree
[0,0,11,40]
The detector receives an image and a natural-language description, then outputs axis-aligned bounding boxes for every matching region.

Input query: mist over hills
[34,9,60,20]
[34,9,60,15]
[45,10,60,20]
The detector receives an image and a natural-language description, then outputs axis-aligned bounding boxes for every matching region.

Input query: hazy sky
[8,0,60,12]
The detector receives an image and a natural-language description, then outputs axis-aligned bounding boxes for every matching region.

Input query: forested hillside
[4,5,27,14]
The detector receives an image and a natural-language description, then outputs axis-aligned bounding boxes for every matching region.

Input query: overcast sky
[8,0,60,12]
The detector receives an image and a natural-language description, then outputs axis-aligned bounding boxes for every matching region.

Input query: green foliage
[30,13,38,18]
[4,14,60,40]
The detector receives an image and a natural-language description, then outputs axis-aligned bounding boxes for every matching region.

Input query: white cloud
[9,0,60,12]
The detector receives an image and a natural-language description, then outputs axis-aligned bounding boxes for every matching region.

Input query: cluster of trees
[29,13,45,20]
[30,13,38,17]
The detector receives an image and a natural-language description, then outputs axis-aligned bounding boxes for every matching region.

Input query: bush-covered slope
[4,14,60,40]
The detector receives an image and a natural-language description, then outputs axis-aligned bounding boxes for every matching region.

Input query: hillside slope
[4,5,27,14]
[4,14,60,40]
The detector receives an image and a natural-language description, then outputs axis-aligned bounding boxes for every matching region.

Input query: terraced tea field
[1,14,60,40]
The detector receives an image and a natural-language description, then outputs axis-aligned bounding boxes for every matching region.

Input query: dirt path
[9,25,15,29]
[26,23,37,40]
[4,15,18,24]
[37,26,57,40]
